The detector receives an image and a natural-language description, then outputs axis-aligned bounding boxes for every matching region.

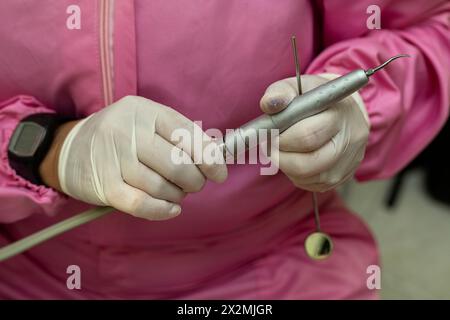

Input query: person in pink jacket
[0,0,449,299]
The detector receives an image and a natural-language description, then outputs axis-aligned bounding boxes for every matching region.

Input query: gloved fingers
[151,103,228,183]
[292,166,357,192]
[106,182,181,221]
[137,133,207,193]
[275,137,343,179]
[259,75,332,114]
[289,181,333,193]
[299,171,355,192]
[278,108,341,153]
[288,157,361,192]
[122,161,186,204]
[259,77,298,114]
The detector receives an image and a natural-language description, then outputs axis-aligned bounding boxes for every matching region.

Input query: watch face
[8,122,46,157]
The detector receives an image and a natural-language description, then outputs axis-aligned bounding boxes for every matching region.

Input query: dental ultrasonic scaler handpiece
[0,55,409,262]
[219,54,409,156]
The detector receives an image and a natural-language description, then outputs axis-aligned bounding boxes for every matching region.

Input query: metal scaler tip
[365,54,410,76]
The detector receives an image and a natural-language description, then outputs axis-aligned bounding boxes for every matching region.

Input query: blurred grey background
[343,169,450,299]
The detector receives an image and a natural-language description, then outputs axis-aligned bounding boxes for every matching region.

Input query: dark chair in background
[386,119,450,208]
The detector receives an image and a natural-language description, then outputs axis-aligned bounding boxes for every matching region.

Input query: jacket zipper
[99,0,115,106]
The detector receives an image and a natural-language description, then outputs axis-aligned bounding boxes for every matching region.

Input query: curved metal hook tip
[365,54,410,76]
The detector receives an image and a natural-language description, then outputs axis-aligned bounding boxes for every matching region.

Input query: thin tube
[312,192,321,232]
[291,36,302,95]
[291,35,322,234]
[0,206,113,262]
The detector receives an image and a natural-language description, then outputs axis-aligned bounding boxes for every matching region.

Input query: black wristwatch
[8,113,63,185]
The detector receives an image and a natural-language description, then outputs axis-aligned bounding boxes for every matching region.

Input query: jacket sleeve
[306,1,450,181]
[0,95,67,223]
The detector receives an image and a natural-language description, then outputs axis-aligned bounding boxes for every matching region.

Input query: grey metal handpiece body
[220,53,409,157]
[221,69,368,156]
[270,70,368,132]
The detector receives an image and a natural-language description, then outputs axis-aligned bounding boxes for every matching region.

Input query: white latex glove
[260,74,370,192]
[58,95,227,220]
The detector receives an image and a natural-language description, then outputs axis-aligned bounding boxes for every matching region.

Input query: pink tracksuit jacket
[0,0,449,299]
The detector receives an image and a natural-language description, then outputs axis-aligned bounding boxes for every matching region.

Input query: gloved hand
[55,95,227,220]
[260,74,370,192]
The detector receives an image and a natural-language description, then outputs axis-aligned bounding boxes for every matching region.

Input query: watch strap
[8,113,64,185]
